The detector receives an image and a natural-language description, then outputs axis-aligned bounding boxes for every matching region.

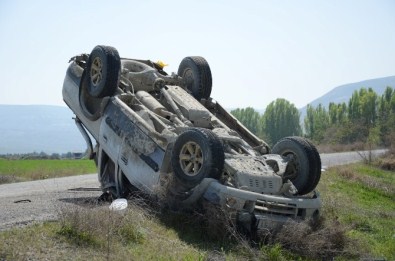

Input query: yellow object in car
[156,60,168,69]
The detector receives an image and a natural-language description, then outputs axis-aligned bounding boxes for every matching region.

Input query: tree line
[231,86,395,147]
[0,151,85,160]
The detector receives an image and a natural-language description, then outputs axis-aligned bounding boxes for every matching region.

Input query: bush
[271,218,352,260]
[374,153,395,171]
[57,203,146,249]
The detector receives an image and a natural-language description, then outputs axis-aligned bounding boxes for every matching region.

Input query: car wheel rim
[183,69,194,90]
[179,141,203,176]
[90,57,103,87]
[283,151,299,180]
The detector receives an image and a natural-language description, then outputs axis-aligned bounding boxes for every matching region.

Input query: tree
[360,88,378,127]
[304,104,315,139]
[328,102,347,125]
[304,104,330,142]
[262,98,301,145]
[348,89,362,121]
[349,88,378,126]
[328,102,338,125]
[230,107,262,136]
[378,86,395,146]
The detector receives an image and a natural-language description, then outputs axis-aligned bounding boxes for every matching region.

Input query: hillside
[299,75,395,119]
[0,105,86,154]
[1,75,394,154]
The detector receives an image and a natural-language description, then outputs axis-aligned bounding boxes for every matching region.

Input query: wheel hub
[179,141,203,176]
[283,152,299,180]
[183,69,195,90]
[90,57,103,87]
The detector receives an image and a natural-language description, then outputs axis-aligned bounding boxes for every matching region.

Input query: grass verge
[0,162,393,260]
[317,164,394,260]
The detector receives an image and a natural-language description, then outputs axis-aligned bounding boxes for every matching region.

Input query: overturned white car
[62,45,321,233]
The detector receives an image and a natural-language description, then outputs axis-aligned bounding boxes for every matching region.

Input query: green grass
[318,164,395,259]
[0,206,303,260]
[0,205,245,260]
[0,162,393,260]
[0,159,97,184]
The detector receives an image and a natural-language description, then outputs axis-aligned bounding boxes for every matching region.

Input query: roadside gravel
[0,174,100,231]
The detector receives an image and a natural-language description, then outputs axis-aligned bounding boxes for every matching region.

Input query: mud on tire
[171,128,224,189]
[86,45,120,98]
[79,45,120,120]
[272,136,321,195]
[178,56,212,100]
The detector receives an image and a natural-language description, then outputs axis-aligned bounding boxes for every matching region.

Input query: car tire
[178,56,212,100]
[271,136,321,195]
[171,128,224,188]
[86,45,120,98]
[297,137,322,193]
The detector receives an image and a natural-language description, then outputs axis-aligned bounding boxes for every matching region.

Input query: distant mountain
[0,105,86,154]
[1,76,394,154]
[299,75,395,119]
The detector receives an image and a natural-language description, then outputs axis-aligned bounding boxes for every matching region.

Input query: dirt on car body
[62,45,322,234]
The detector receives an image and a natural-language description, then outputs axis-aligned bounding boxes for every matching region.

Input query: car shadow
[58,196,103,208]
[57,187,105,208]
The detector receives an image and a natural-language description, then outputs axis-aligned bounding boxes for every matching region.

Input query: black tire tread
[272,136,321,195]
[296,137,322,193]
[198,128,225,178]
[171,128,224,188]
[178,56,212,100]
[286,136,321,193]
[86,45,120,98]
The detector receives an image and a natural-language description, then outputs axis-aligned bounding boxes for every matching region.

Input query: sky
[0,0,394,110]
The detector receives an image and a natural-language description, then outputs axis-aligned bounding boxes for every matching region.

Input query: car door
[101,99,165,193]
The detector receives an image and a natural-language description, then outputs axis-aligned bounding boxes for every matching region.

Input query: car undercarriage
[62,45,322,233]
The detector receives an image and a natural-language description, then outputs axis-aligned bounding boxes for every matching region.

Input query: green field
[317,164,395,259]
[0,162,394,260]
[0,159,97,184]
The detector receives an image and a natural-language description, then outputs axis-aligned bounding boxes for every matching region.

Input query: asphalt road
[320,149,387,168]
[0,174,101,231]
[0,150,387,231]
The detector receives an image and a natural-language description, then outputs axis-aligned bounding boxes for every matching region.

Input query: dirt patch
[0,175,18,185]
[267,218,355,260]
[374,152,395,171]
